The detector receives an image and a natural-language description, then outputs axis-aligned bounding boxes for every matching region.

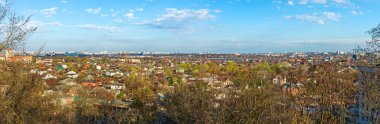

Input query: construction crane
[34,43,45,56]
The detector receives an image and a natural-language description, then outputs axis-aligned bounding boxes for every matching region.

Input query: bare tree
[0,1,36,52]
[362,23,380,54]
[0,1,56,123]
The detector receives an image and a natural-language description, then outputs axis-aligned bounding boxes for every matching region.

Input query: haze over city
[11,0,380,53]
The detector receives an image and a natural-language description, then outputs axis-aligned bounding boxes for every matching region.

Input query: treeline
[0,61,360,123]
[165,62,359,123]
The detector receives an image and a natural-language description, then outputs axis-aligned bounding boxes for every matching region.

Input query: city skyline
[12,0,380,53]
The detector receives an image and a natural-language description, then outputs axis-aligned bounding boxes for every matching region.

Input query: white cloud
[100,14,109,17]
[351,10,364,15]
[75,24,122,33]
[351,10,357,15]
[111,11,121,16]
[61,0,67,4]
[129,8,144,13]
[288,1,295,5]
[86,7,102,14]
[214,10,222,13]
[40,7,58,17]
[113,19,123,23]
[157,8,215,22]
[272,0,282,4]
[313,0,327,4]
[42,22,62,27]
[293,14,325,24]
[287,12,341,24]
[123,13,135,19]
[135,8,144,12]
[26,21,62,31]
[297,0,349,5]
[323,12,340,21]
[332,0,349,4]
[138,8,216,32]
[299,0,308,5]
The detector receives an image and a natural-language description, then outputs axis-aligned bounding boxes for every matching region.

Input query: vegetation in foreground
[1,1,380,123]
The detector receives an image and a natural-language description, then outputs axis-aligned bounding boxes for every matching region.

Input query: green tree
[226,61,238,74]
[179,63,192,72]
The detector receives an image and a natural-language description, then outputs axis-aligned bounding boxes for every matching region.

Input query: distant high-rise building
[337,51,345,55]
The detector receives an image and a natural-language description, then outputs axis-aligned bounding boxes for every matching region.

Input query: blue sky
[10,0,380,53]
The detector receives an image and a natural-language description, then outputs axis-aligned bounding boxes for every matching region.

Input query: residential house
[43,73,57,80]
[129,59,141,63]
[67,71,78,78]
[104,83,126,90]
[175,67,185,74]
[30,69,39,74]
[82,82,98,88]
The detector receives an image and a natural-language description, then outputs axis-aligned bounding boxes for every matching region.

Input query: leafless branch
[0,1,36,52]
[366,23,380,53]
